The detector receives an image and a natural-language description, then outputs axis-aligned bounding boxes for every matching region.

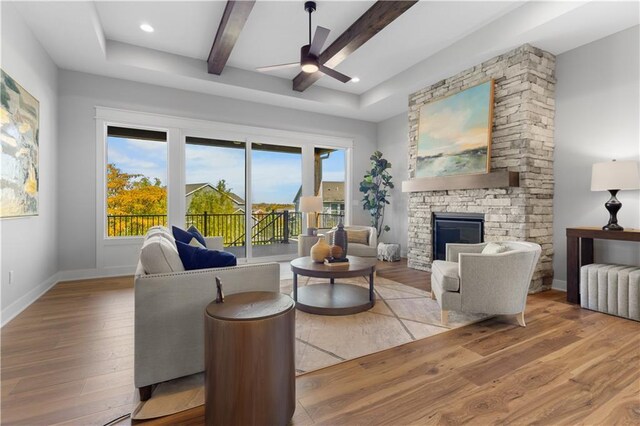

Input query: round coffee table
[290,256,376,315]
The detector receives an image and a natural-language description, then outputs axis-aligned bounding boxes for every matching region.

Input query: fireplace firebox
[432,213,484,261]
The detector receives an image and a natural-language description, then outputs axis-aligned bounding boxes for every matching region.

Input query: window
[96,108,353,268]
[314,147,346,228]
[185,137,246,257]
[105,126,167,237]
[251,143,302,257]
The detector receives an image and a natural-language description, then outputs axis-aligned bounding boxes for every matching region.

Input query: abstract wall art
[1,70,39,218]
[416,80,494,178]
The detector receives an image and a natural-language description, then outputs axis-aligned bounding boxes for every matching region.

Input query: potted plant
[359,151,394,238]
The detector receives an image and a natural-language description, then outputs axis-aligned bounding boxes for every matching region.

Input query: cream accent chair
[430,241,542,327]
[324,225,377,257]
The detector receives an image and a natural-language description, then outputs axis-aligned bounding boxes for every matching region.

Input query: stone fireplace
[407,44,556,292]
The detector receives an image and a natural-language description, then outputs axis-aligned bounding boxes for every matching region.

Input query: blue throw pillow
[175,241,237,270]
[172,225,206,247]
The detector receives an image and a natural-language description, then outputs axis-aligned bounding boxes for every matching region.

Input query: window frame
[96,107,353,268]
[97,120,172,243]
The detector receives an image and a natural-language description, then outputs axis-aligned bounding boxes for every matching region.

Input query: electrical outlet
[8,270,14,285]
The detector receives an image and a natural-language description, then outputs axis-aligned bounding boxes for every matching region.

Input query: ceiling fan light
[301,63,319,73]
[300,53,318,73]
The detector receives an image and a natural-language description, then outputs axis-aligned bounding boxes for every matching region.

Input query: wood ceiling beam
[208,0,256,75]
[292,1,418,92]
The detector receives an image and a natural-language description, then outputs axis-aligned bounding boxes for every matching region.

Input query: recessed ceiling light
[140,23,154,33]
[351,77,360,83]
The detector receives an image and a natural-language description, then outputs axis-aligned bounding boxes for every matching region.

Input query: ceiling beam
[208,0,256,75]
[292,0,418,92]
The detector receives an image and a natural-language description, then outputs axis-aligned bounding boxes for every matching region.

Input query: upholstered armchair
[324,225,377,257]
[430,241,542,327]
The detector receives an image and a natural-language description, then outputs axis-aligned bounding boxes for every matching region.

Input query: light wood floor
[2,262,639,425]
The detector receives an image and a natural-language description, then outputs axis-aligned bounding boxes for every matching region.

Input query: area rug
[131,276,490,419]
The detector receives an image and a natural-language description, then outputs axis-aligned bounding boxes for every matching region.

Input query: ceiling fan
[256,1,352,83]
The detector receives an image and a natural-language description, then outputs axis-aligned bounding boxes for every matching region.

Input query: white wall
[1,3,59,324]
[57,70,377,272]
[377,113,409,255]
[553,25,640,289]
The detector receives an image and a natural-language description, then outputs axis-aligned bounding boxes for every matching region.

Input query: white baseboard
[552,279,567,291]
[2,272,60,327]
[57,265,137,282]
[1,265,138,328]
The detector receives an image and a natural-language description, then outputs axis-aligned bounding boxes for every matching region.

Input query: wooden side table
[566,227,640,304]
[205,292,295,426]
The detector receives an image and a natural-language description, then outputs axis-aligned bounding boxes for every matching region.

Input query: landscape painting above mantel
[416,80,494,178]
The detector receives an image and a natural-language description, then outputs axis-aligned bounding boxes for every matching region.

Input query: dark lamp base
[602,189,624,231]
[603,223,624,231]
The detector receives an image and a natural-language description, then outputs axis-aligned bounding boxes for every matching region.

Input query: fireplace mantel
[401,171,519,193]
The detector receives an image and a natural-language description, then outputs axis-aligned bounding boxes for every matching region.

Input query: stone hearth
[407,44,556,292]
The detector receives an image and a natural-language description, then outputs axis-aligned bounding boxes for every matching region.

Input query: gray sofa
[134,226,280,400]
[431,241,541,327]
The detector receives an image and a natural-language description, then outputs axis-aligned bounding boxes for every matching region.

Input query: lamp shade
[591,160,640,191]
[299,196,323,212]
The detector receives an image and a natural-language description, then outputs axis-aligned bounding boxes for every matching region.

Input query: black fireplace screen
[432,213,484,261]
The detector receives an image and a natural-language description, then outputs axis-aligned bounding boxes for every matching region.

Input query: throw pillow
[187,226,206,246]
[188,237,205,248]
[482,242,509,254]
[347,229,369,245]
[175,240,237,270]
[172,225,207,247]
[139,234,185,274]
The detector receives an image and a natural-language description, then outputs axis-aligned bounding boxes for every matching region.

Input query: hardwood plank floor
[2,263,639,425]
[376,258,429,291]
[1,277,135,425]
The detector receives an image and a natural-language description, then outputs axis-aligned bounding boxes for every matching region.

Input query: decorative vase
[310,235,331,263]
[329,245,343,259]
[331,222,348,260]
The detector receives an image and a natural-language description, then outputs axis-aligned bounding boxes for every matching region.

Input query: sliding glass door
[185,137,246,258]
[250,143,302,258]
[314,147,346,229]
[182,134,350,261]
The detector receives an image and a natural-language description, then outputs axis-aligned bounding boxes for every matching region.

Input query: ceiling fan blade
[318,64,351,83]
[256,62,300,72]
[309,26,330,56]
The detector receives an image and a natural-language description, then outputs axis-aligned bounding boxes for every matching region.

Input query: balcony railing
[185,213,247,246]
[106,211,345,245]
[107,214,167,237]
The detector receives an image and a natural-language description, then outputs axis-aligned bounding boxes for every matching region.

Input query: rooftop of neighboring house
[185,183,245,205]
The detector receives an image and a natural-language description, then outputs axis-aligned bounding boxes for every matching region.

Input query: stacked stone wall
[407,44,556,292]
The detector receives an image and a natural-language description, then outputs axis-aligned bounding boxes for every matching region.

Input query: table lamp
[299,196,323,236]
[591,159,640,231]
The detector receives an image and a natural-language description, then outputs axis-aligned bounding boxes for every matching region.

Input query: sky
[107,137,345,204]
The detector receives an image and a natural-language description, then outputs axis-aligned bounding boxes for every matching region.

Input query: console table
[566,227,640,304]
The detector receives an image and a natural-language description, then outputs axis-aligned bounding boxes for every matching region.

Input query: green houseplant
[359,151,394,238]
